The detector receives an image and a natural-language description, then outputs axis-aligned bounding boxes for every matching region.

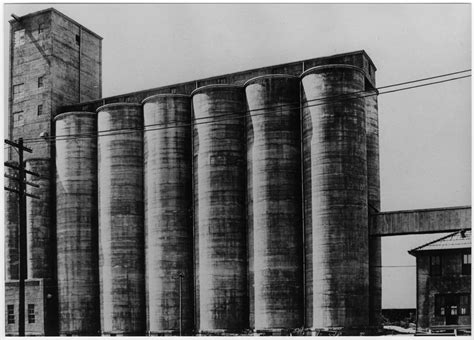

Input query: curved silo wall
[142,94,193,335]
[5,162,19,280]
[301,65,369,330]
[192,85,247,333]
[25,158,53,279]
[97,103,145,335]
[245,75,303,331]
[55,112,100,335]
[366,90,381,327]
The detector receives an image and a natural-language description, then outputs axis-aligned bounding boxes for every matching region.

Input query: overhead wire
[16,70,471,146]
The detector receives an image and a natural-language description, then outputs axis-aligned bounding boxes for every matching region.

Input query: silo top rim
[141,93,190,104]
[243,74,299,87]
[96,102,141,113]
[53,111,96,122]
[300,64,365,78]
[191,84,243,97]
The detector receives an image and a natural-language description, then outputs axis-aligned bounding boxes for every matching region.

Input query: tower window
[38,76,44,88]
[7,305,14,324]
[430,255,441,276]
[13,111,24,127]
[37,104,43,116]
[75,34,81,45]
[13,83,24,98]
[14,29,25,47]
[28,304,35,324]
[462,253,471,275]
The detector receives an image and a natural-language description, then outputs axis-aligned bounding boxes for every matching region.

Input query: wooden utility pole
[4,138,40,336]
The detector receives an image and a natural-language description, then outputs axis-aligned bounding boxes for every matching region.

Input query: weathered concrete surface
[97,103,145,335]
[365,90,382,326]
[142,94,193,335]
[9,9,102,161]
[55,112,100,335]
[192,85,248,333]
[301,65,369,329]
[25,158,53,280]
[371,206,471,236]
[5,162,20,280]
[245,75,303,330]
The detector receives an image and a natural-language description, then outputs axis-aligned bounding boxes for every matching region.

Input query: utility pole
[4,138,40,336]
[178,272,184,336]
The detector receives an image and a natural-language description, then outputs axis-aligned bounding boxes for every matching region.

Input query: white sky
[3,2,471,309]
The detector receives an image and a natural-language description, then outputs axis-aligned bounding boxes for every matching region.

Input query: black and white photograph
[2,1,471,337]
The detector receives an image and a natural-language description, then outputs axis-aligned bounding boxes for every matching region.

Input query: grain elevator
[6,8,384,336]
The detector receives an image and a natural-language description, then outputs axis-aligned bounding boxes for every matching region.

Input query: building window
[430,255,441,276]
[38,23,44,34]
[14,29,25,46]
[13,111,24,127]
[75,34,81,45]
[459,294,470,315]
[28,304,35,324]
[462,253,471,275]
[435,295,445,316]
[450,305,458,316]
[7,305,15,324]
[38,76,44,88]
[13,83,24,98]
[37,104,43,116]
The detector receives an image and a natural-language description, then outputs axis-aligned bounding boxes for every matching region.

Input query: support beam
[370,206,471,237]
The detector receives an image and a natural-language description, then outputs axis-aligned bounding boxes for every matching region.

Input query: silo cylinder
[55,112,100,335]
[366,89,382,327]
[245,75,303,331]
[97,103,145,335]
[301,65,369,330]
[192,85,247,333]
[142,94,193,335]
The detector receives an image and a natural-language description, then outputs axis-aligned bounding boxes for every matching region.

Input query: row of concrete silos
[51,64,379,335]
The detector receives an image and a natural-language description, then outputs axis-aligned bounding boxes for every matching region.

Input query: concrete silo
[25,158,54,280]
[191,85,247,334]
[5,162,19,280]
[142,94,193,335]
[97,103,145,335]
[55,112,100,335]
[301,65,369,331]
[244,75,303,332]
[366,89,381,327]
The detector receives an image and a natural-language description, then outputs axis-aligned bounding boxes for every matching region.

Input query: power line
[18,71,471,145]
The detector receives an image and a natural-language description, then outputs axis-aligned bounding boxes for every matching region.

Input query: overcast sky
[3,3,471,309]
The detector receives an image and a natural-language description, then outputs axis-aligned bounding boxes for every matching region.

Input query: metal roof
[409,229,471,254]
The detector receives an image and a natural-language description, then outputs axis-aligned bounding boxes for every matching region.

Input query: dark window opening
[37,104,43,116]
[13,83,24,97]
[435,294,470,317]
[430,255,441,276]
[170,87,177,94]
[38,76,44,88]
[459,294,470,315]
[462,253,471,275]
[7,305,14,324]
[28,304,35,324]
[38,24,44,34]
[13,111,24,127]
[75,34,81,45]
